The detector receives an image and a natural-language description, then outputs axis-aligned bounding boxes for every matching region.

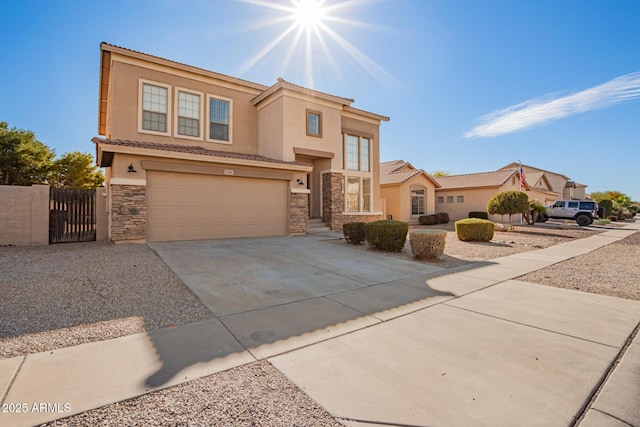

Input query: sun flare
[238,0,397,90]
[291,0,328,32]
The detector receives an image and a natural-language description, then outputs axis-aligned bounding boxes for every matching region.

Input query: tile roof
[499,162,570,181]
[380,160,411,175]
[379,160,440,187]
[92,138,311,168]
[434,169,517,189]
[380,169,422,185]
[525,172,545,187]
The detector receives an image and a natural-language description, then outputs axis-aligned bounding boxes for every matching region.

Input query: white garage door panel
[147,171,288,242]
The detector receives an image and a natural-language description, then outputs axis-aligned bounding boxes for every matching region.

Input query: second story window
[177,91,200,137]
[142,83,168,133]
[361,138,370,172]
[307,110,322,137]
[343,134,371,172]
[209,97,230,142]
[346,135,359,170]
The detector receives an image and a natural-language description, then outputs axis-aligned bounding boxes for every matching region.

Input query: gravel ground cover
[517,230,640,300]
[41,223,638,427]
[336,222,603,269]
[0,242,213,359]
[44,361,341,427]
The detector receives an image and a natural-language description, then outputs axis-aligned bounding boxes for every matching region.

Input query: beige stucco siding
[257,96,285,160]
[436,178,522,222]
[281,96,343,163]
[106,59,260,155]
[380,175,436,224]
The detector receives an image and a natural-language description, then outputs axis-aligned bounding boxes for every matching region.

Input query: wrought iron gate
[49,188,96,243]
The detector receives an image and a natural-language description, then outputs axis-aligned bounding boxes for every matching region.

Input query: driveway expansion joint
[441,302,622,349]
[0,356,25,405]
[573,320,640,427]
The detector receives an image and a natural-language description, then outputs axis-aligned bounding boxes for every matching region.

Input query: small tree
[0,121,55,185]
[430,170,451,177]
[51,152,104,189]
[487,191,529,230]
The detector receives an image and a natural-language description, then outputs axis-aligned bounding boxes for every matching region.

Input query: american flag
[520,164,526,190]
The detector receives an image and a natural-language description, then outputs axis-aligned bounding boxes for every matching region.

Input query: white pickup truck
[545,200,599,226]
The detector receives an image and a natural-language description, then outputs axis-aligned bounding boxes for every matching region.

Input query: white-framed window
[362,178,371,212]
[346,177,360,212]
[345,176,371,213]
[307,109,322,137]
[361,138,370,172]
[437,196,444,204]
[139,80,171,135]
[207,95,232,144]
[345,135,359,170]
[175,88,203,140]
[447,196,454,203]
[342,134,373,213]
[411,188,425,215]
[457,195,464,203]
[343,134,371,172]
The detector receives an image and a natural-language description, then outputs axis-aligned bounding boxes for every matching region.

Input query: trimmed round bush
[437,212,450,224]
[409,229,447,260]
[343,222,365,244]
[364,220,409,252]
[433,213,442,224]
[418,215,437,225]
[455,218,495,241]
[469,211,489,220]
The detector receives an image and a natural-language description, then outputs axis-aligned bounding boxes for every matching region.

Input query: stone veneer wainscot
[110,184,146,241]
[290,192,309,234]
[322,172,344,231]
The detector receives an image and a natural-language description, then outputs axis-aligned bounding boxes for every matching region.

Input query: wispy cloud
[464,71,640,139]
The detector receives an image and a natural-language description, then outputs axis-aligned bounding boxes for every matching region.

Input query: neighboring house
[434,169,524,222]
[94,43,388,242]
[499,163,587,201]
[379,160,440,223]
[516,170,559,207]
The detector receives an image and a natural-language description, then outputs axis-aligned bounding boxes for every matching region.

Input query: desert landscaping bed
[517,230,640,301]
[335,222,604,269]
[0,242,213,359]
[44,360,341,427]
[5,223,638,426]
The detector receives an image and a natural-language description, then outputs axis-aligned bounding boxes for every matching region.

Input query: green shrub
[469,211,489,220]
[343,222,365,244]
[409,229,447,260]
[599,199,615,217]
[434,213,442,224]
[437,212,450,223]
[364,220,409,252]
[418,215,437,225]
[455,218,495,241]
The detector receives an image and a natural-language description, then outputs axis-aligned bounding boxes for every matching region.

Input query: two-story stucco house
[94,43,388,242]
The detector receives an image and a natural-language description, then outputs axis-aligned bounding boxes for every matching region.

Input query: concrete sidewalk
[1,223,638,426]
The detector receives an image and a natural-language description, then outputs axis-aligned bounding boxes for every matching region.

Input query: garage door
[147,171,289,242]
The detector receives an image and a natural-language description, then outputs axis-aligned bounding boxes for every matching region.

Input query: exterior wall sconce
[127,163,137,173]
[296,178,305,185]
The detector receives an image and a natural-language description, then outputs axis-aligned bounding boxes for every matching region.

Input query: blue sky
[1,0,639,201]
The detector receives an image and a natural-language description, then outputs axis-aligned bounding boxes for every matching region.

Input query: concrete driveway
[148,234,454,358]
